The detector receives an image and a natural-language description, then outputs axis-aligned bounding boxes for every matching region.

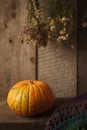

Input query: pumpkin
[7,80,55,116]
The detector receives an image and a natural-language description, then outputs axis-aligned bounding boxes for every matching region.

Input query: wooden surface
[37,0,77,97]
[0,0,36,99]
[78,0,87,94]
[78,30,87,94]
[37,42,77,97]
[0,98,71,130]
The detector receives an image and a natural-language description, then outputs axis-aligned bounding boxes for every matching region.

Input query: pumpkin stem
[28,81,33,86]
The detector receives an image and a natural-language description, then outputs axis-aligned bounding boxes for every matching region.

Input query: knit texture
[45,93,87,130]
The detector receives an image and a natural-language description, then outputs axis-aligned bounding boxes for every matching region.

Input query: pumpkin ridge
[35,84,45,111]
[8,87,23,109]
[33,84,41,114]
[28,83,32,115]
[28,85,35,115]
[25,82,34,115]
[13,86,27,113]
[20,86,28,115]
[29,83,36,116]
[32,85,36,115]
[36,83,54,111]
[27,85,30,115]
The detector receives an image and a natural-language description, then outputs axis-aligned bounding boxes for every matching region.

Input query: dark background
[78,0,87,94]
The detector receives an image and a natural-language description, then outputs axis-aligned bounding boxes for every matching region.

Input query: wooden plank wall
[0,0,36,100]
[0,0,87,100]
[37,0,77,97]
[78,0,87,94]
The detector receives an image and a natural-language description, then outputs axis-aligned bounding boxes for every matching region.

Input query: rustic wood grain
[0,98,72,130]
[37,0,77,97]
[0,0,36,99]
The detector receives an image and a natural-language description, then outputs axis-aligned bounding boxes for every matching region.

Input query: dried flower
[60,28,66,35]
[50,26,56,31]
[66,34,69,38]
[61,17,66,23]
[19,0,77,47]
[82,22,87,28]
[31,18,38,26]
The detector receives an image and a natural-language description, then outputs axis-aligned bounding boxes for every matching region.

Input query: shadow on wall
[78,0,87,94]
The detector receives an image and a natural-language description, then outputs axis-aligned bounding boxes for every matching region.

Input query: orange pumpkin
[7,80,55,116]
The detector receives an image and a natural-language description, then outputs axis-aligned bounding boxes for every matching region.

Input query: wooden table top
[0,98,72,130]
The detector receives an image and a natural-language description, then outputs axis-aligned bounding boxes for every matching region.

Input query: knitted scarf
[45,93,87,130]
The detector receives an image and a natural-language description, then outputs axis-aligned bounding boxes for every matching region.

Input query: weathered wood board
[0,0,36,99]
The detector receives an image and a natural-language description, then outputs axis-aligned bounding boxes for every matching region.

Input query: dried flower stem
[27,0,33,25]
[32,0,39,10]
[20,0,77,47]
[27,0,40,26]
